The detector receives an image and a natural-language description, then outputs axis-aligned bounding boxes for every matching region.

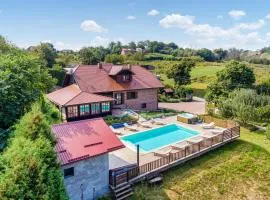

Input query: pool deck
[109,115,226,169]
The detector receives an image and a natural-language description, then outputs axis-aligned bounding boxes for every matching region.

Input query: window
[114,93,123,105]
[127,91,137,100]
[67,106,78,118]
[64,167,74,178]
[122,74,130,82]
[101,102,110,112]
[91,103,100,114]
[141,103,147,109]
[80,104,90,116]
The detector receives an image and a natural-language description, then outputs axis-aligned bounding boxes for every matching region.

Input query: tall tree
[29,43,57,68]
[78,47,99,65]
[166,59,196,86]
[0,54,56,129]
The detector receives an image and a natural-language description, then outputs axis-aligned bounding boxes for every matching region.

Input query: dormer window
[122,74,130,82]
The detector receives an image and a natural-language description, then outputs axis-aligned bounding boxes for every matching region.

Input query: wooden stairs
[110,182,133,200]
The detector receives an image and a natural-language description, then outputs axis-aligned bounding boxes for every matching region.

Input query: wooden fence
[109,124,240,188]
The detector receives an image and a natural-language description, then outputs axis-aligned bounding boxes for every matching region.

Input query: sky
[1,0,270,50]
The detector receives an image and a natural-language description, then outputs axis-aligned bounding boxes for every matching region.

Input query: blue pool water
[121,124,199,152]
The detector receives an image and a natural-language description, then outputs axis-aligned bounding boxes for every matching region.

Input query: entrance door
[114,93,124,105]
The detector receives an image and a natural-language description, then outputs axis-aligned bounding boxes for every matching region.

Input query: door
[114,93,124,105]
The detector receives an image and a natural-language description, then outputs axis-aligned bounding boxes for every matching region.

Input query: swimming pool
[121,124,199,153]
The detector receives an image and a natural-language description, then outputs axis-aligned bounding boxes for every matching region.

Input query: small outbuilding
[52,118,124,200]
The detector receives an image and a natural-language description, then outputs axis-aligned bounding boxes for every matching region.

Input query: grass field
[131,128,270,200]
[152,61,270,98]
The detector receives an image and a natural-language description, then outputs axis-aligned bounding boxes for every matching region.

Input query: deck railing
[109,123,240,188]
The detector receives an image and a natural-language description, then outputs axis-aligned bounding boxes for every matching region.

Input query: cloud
[41,40,52,43]
[80,20,106,32]
[89,36,110,47]
[159,13,266,49]
[148,9,160,16]
[265,14,270,20]
[159,13,194,28]
[228,10,246,20]
[217,15,223,20]
[126,15,136,20]
[235,19,265,30]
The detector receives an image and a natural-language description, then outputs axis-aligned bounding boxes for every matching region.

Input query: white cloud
[80,20,106,32]
[148,9,160,16]
[217,15,223,20]
[159,13,266,49]
[89,36,110,47]
[159,13,194,28]
[41,40,52,43]
[265,14,270,20]
[126,15,136,20]
[228,10,246,20]
[235,19,265,30]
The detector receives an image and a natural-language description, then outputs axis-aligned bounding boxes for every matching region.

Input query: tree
[206,61,255,102]
[105,54,124,64]
[78,47,99,65]
[213,48,228,61]
[128,41,136,50]
[0,101,67,199]
[197,48,216,61]
[217,61,255,90]
[217,89,270,124]
[166,59,196,86]
[49,64,66,86]
[108,41,122,54]
[0,54,56,129]
[29,43,57,68]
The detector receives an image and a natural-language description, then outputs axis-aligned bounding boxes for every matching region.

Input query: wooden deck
[109,125,240,188]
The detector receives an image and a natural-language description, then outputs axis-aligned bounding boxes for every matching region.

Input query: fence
[109,123,240,188]
[198,115,238,128]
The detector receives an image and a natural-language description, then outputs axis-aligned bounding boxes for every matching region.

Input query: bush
[104,114,137,125]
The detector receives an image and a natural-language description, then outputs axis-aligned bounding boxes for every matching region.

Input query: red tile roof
[52,118,124,166]
[74,64,164,93]
[47,84,114,106]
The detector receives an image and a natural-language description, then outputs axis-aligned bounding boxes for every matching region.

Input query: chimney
[98,63,102,69]
[127,64,132,70]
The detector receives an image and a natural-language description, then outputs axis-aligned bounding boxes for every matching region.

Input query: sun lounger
[201,122,215,129]
[150,118,166,125]
[109,126,123,136]
[154,148,172,157]
[170,142,190,150]
[123,123,138,131]
[211,129,224,134]
[138,121,152,128]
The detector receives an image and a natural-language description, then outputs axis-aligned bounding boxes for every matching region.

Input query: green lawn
[132,128,270,200]
[155,61,270,98]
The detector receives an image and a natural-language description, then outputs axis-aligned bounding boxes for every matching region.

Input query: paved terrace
[109,115,226,169]
[158,97,206,115]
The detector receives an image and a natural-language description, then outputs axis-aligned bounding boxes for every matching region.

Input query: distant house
[47,63,164,121]
[121,48,144,55]
[52,118,124,200]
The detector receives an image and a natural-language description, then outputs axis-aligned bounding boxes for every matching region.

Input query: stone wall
[113,88,158,110]
[62,154,109,200]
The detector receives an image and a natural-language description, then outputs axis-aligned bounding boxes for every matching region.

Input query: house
[47,63,164,121]
[121,48,144,55]
[52,118,124,200]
